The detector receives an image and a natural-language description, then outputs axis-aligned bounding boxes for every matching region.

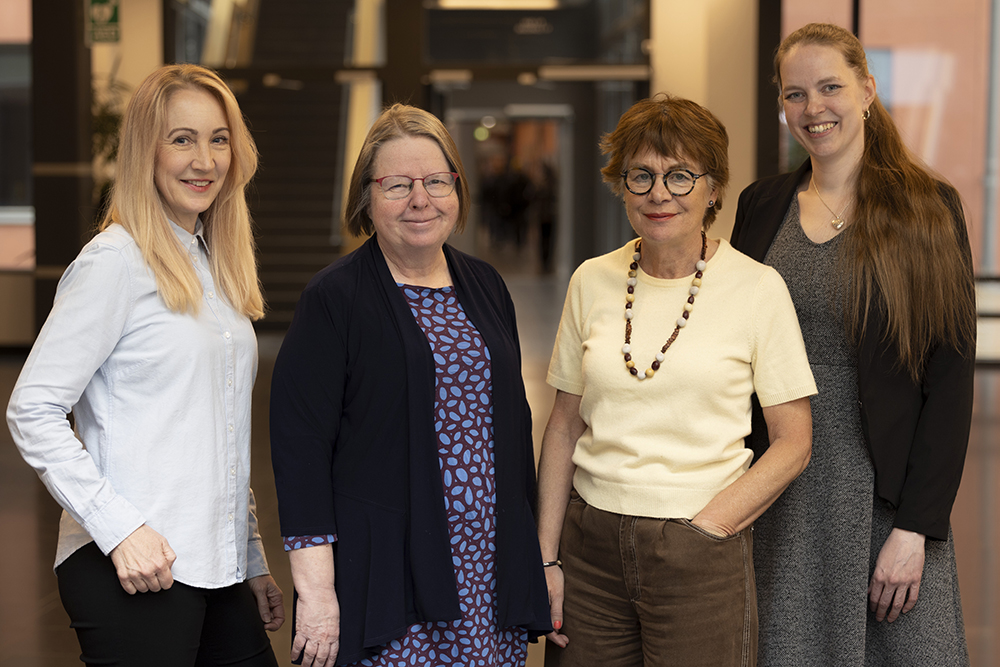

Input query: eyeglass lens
[624,168,699,196]
[377,172,457,200]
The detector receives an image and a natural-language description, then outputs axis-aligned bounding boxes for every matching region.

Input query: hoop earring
[708,200,715,208]
[862,108,871,121]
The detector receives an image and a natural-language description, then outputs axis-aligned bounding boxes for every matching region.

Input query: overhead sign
[87,0,120,44]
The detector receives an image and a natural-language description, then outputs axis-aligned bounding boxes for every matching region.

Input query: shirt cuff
[283,534,337,551]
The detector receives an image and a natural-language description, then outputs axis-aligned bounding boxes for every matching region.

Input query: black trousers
[57,541,278,667]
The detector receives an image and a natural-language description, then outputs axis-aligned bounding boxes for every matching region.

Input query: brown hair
[599,94,730,228]
[776,23,976,378]
[102,64,264,319]
[345,104,471,237]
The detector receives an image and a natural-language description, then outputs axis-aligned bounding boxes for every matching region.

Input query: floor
[1,235,998,666]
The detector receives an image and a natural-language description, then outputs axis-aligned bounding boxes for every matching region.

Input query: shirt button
[224,331,231,339]
[231,466,237,476]
[191,238,196,244]
[227,378,233,387]
[228,513,234,522]
[228,424,234,432]
[207,291,214,299]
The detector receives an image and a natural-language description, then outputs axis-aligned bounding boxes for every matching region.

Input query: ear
[862,74,876,108]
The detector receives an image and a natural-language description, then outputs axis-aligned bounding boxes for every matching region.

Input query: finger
[887,587,909,623]
[875,588,896,622]
[323,642,339,667]
[868,578,884,613]
[901,585,919,614]
[118,576,138,595]
[313,642,330,667]
[269,593,286,630]
[546,631,569,649]
[291,634,307,664]
[157,567,174,590]
[253,590,272,625]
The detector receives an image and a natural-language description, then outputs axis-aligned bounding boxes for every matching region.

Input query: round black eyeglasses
[372,172,459,200]
[622,167,708,197]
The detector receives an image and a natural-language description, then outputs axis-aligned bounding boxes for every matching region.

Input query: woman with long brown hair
[731,22,975,665]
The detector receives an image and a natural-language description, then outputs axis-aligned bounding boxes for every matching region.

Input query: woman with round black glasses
[269,104,551,667]
[536,94,817,666]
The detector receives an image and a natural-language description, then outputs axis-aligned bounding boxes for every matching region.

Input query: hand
[689,516,731,537]
[109,524,177,594]
[248,575,285,631]
[293,587,341,667]
[544,565,569,648]
[868,528,926,622]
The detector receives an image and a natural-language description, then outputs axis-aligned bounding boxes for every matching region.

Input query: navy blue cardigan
[731,160,975,541]
[269,236,552,665]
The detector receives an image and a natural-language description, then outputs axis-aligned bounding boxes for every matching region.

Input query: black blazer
[269,236,552,664]
[731,160,975,541]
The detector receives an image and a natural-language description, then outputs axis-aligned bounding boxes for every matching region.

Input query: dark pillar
[756,0,782,179]
[31,0,94,331]
[383,0,427,109]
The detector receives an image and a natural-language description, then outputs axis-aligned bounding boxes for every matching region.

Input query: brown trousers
[545,491,757,667]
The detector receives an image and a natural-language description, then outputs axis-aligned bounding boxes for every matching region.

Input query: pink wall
[0,0,31,44]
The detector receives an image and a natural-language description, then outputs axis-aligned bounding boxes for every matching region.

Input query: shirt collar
[167,218,209,255]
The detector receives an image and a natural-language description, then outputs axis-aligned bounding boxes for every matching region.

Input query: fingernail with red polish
[553,621,562,630]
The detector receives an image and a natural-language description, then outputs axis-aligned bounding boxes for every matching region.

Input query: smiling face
[778,43,875,166]
[154,87,231,233]
[623,146,717,255]
[367,136,459,260]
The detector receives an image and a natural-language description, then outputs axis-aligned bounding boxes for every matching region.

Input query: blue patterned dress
[347,284,528,667]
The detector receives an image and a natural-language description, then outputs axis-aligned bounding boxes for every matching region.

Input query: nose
[191,141,215,170]
[408,180,431,207]
[805,93,826,116]
[648,175,673,202]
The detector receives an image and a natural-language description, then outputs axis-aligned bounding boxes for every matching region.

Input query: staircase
[228,0,355,331]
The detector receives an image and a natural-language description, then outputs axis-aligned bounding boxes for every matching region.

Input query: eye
[628,169,652,184]
[822,84,842,94]
[783,91,804,101]
[172,135,191,145]
[666,171,693,186]
[211,134,230,146]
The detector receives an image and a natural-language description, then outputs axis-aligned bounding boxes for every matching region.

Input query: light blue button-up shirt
[7,221,268,589]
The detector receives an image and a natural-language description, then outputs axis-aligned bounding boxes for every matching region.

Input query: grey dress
[752,197,969,666]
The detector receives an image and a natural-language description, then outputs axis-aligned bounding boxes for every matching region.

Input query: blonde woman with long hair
[732,23,975,666]
[7,64,283,666]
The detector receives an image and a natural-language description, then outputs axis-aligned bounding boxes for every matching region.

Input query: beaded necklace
[622,231,707,380]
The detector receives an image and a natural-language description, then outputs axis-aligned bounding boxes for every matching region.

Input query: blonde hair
[776,23,976,378]
[101,64,264,320]
[345,104,471,237]
[599,94,729,229]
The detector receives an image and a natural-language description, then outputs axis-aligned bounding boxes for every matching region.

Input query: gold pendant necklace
[811,178,848,230]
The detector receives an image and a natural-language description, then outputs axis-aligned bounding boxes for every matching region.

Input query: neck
[378,238,452,287]
[810,151,861,195]
[639,232,711,279]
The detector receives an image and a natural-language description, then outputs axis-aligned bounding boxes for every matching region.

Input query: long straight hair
[101,64,264,320]
[775,23,976,379]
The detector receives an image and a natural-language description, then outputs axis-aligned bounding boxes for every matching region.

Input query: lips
[182,179,213,192]
[644,212,677,221]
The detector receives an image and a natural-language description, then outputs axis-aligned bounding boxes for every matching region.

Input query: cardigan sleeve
[269,278,349,537]
[892,185,976,539]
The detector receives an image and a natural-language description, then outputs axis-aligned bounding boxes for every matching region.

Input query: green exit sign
[88,0,120,44]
